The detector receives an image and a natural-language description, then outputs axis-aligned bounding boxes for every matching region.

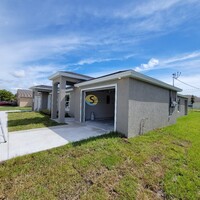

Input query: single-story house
[16,89,33,107]
[192,102,200,109]
[47,70,188,138]
[30,85,52,111]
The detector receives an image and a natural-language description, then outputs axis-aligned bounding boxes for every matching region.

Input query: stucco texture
[127,78,178,137]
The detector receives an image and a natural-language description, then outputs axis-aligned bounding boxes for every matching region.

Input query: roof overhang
[48,71,92,81]
[75,70,131,87]
[75,70,182,92]
[30,85,74,93]
[30,86,52,92]
[177,94,188,99]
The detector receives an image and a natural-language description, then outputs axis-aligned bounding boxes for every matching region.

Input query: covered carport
[30,85,52,111]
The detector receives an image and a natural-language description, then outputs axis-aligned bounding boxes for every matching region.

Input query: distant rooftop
[17,89,32,98]
[177,94,188,99]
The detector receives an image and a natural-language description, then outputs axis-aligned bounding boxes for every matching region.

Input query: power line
[175,78,200,90]
[172,72,181,86]
[183,88,200,92]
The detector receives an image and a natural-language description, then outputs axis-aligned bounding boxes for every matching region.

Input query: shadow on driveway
[0,121,113,161]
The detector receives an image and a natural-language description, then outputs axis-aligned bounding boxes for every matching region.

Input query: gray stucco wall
[127,78,178,137]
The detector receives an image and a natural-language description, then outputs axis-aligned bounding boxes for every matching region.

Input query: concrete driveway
[0,111,110,162]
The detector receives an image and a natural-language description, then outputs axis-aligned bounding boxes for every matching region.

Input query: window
[65,94,70,111]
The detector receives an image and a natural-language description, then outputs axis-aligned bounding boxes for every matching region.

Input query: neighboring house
[47,70,188,138]
[17,89,33,107]
[177,94,188,116]
[193,102,200,109]
[30,85,52,111]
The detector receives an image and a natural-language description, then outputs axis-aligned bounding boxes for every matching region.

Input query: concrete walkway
[0,111,110,162]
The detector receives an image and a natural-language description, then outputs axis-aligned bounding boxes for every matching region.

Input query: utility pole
[172,72,181,86]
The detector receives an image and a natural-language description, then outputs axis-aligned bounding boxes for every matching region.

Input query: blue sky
[0,0,200,96]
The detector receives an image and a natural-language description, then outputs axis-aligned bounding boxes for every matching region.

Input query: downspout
[139,118,148,135]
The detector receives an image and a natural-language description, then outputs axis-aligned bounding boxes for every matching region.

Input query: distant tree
[191,95,195,105]
[0,89,15,101]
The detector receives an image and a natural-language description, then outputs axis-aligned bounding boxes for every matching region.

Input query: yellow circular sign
[85,95,98,106]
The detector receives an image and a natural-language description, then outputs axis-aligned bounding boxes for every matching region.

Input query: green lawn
[0,106,32,111]
[8,112,64,132]
[0,112,199,199]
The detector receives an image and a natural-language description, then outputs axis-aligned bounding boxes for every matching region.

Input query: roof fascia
[75,71,132,87]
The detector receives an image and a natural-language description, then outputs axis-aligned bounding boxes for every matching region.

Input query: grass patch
[0,112,200,199]
[0,106,32,111]
[8,112,65,132]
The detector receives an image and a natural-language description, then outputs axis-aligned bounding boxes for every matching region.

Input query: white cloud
[77,58,102,65]
[11,70,25,78]
[0,35,86,67]
[0,35,87,91]
[113,0,200,35]
[139,51,200,96]
[76,54,136,66]
[115,0,199,19]
[115,0,181,19]
[161,51,200,65]
[134,51,200,73]
[135,58,159,72]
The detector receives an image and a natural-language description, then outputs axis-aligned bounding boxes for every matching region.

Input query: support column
[51,82,58,119]
[32,91,35,111]
[40,92,43,110]
[58,77,66,123]
[48,94,51,110]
